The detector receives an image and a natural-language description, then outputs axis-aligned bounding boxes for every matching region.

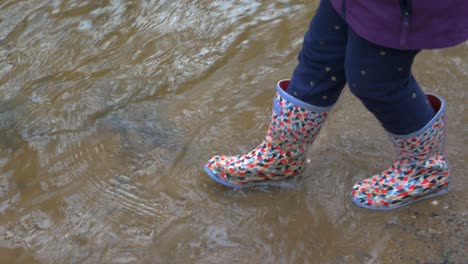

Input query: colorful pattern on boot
[204,80,332,187]
[351,94,451,210]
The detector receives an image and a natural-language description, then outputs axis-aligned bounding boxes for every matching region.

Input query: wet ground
[0,0,466,263]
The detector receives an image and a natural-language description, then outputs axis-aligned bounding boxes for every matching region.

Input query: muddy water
[0,0,466,263]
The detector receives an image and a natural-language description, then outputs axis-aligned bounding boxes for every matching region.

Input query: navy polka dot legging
[287,0,435,135]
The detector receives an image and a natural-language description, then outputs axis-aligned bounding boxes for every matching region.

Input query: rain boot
[351,94,452,210]
[204,79,332,187]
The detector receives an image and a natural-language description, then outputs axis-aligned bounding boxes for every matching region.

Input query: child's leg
[344,29,435,135]
[204,0,348,187]
[287,0,348,107]
[345,29,451,210]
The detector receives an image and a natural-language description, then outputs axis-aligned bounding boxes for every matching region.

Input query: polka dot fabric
[351,94,451,210]
[204,80,330,187]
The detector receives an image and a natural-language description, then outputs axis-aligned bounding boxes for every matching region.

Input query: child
[204,0,468,210]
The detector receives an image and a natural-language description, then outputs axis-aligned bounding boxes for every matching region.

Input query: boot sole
[350,181,454,210]
[204,165,300,188]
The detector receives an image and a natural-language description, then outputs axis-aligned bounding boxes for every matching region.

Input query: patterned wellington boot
[351,94,452,210]
[204,79,332,187]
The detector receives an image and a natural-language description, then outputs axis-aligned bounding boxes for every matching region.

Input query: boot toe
[350,181,372,208]
[350,180,392,210]
[204,156,242,187]
[204,155,225,178]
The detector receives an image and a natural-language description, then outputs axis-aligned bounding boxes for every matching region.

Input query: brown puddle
[0,0,466,263]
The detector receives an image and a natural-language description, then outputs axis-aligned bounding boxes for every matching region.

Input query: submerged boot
[204,79,332,187]
[351,94,452,210]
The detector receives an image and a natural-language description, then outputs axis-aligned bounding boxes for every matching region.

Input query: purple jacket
[330,0,468,50]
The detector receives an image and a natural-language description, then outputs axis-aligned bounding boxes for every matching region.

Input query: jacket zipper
[399,0,412,45]
[341,0,346,20]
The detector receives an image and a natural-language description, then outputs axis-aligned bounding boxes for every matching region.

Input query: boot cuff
[276,79,334,113]
[389,93,446,139]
